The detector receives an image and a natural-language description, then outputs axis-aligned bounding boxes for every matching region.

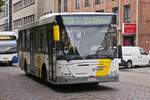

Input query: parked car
[119,46,150,68]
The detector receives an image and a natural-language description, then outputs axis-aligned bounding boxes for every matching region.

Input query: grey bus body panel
[55,74,119,85]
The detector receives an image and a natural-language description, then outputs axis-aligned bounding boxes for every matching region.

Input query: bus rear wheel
[42,66,47,84]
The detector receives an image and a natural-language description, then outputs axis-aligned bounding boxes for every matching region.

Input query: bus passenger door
[48,24,56,82]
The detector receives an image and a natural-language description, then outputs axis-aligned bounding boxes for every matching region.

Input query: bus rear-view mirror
[53,25,60,42]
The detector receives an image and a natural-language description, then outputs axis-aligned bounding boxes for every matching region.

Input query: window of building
[0,24,4,31]
[95,0,100,4]
[112,7,118,24]
[85,0,90,7]
[4,19,9,31]
[76,0,80,9]
[112,7,118,14]
[13,15,35,28]
[13,0,35,12]
[64,0,68,12]
[0,11,4,18]
[95,0,104,4]
[5,3,8,17]
[124,5,130,23]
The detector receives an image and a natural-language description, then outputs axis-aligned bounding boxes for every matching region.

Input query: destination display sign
[62,15,114,26]
[0,36,16,40]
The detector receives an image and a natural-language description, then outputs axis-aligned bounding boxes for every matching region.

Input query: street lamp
[118,0,121,45]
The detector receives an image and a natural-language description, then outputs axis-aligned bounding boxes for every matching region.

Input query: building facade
[0,10,5,31]
[12,0,54,34]
[4,0,12,31]
[0,0,12,31]
[54,0,150,52]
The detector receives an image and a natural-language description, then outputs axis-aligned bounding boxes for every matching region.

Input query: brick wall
[138,0,150,51]
[54,0,150,51]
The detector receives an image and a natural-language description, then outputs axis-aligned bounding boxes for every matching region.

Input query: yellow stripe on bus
[96,59,112,76]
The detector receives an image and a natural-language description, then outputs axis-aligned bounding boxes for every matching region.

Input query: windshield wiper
[86,53,116,59]
[64,55,82,61]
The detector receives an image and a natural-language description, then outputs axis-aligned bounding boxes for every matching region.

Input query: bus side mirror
[53,25,60,42]
[118,45,122,59]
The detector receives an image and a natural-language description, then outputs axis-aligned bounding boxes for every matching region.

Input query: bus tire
[9,62,12,66]
[42,65,47,83]
[126,61,132,69]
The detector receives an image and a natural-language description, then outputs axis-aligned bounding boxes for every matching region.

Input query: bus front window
[56,15,117,60]
[61,26,117,60]
[0,44,17,54]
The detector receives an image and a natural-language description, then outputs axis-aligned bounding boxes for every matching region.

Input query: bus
[18,12,120,85]
[0,32,18,66]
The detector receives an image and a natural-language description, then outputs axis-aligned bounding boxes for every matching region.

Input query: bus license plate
[88,77,96,82]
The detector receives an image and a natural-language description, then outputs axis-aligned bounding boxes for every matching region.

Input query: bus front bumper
[0,60,12,65]
[55,74,119,85]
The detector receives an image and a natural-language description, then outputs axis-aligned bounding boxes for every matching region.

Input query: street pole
[136,0,139,46]
[118,0,121,45]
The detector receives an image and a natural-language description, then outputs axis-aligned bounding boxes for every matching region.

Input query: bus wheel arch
[41,63,47,82]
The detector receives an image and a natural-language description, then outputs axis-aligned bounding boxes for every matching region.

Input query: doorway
[123,36,135,46]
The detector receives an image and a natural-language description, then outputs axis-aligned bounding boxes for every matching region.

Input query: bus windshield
[56,15,117,60]
[0,42,17,54]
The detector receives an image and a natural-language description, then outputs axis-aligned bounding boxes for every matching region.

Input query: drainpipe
[35,0,39,21]
[136,0,139,46]
[91,0,94,12]
[58,0,61,13]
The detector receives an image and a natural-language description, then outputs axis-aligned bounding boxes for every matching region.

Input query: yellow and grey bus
[18,12,119,85]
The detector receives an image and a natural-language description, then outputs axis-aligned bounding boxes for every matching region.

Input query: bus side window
[26,30,30,50]
[18,31,22,49]
[22,30,26,49]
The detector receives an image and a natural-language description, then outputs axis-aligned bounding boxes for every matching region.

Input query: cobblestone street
[0,66,150,100]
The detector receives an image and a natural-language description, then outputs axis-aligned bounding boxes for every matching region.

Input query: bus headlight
[12,56,18,63]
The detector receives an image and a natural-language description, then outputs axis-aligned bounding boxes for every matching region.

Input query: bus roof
[0,31,16,36]
[18,12,116,31]
[39,12,116,20]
